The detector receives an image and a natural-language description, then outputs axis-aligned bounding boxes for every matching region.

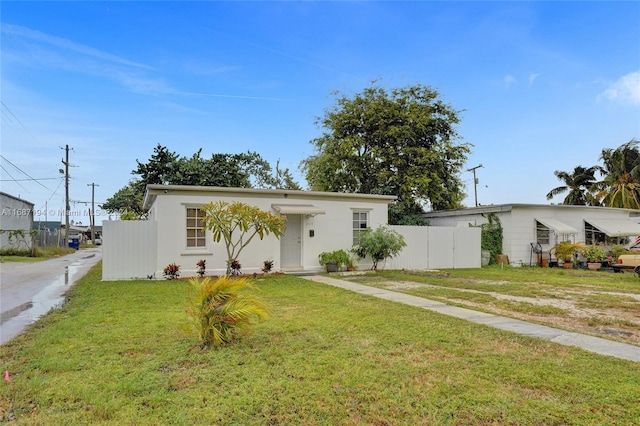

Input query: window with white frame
[186,207,206,248]
[352,211,369,245]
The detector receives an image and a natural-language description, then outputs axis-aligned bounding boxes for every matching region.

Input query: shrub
[262,259,274,273]
[196,259,206,278]
[163,263,180,280]
[318,249,351,269]
[352,225,406,270]
[229,259,242,276]
[583,245,607,262]
[480,213,503,264]
[186,276,269,348]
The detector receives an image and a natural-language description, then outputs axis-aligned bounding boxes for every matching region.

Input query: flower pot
[587,262,601,271]
[325,262,339,273]
[562,262,573,269]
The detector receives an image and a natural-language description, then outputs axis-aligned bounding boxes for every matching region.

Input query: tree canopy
[592,139,640,209]
[545,166,598,206]
[546,139,640,209]
[103,144,301,217]
[300,83,470,224]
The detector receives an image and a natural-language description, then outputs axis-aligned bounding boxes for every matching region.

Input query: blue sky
[1,1,639,226]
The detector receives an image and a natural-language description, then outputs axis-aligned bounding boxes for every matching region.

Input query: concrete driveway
[0,247,102,345]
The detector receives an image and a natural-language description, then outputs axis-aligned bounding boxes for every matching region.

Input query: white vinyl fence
[386,225,481,270]
[102,220,157,280]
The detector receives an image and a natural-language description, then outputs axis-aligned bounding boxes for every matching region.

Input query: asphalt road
[0,247,102,345]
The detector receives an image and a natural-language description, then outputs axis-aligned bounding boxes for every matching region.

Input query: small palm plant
[187,276,268,348]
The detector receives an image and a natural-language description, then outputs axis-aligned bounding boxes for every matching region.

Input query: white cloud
[2,23,152,70]
[597,71,640,105]
[528,73,539,86]
[504,74,516,88]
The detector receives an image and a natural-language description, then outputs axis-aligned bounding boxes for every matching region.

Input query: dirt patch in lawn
[379,280,640,346]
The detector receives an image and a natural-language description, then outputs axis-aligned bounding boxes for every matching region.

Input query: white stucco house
[421,204,640,266]
[102,184,481,280]
[104,185,395,279]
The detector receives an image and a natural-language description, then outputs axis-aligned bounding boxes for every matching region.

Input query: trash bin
[68,237,79,250]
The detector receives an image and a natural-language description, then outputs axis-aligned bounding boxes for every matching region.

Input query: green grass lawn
[0,246,76,262]
[1,264,639,424]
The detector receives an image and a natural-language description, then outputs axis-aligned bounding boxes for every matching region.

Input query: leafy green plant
[480,213,503,264]
[318,249,351,269]
[352,225,407,270]
[583,245,607,262]
[186,276,268,348]
[611,244,630,259]
[552,241,582,262]
[163,262,180,280]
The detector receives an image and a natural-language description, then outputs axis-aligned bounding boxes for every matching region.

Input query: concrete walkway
[303,275,640,363]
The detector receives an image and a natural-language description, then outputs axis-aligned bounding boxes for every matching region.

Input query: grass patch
[1,265,639,424]
[340,268,640,343]
[494,300,569,316]
[0,246,76,262]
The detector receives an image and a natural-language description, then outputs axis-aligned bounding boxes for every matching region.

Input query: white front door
[281,215,302,269]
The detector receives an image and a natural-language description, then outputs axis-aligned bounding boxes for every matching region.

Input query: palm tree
[591,139,640,209]
[187,276,268,348]
[546,165,598,205]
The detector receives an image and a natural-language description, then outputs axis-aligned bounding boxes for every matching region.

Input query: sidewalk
[303,275,640,363]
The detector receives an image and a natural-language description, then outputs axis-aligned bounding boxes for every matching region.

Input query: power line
[0,101,37,141]
[0,177,60,182]
[0,155,53,192]
[0,164,29,193]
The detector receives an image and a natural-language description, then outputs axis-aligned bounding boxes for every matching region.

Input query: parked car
[613,253,640,276]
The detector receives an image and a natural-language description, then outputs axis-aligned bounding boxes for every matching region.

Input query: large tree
[300,83,470,224]
[591,139,640,209]
[545,165,598,205]
[103,144,301,217]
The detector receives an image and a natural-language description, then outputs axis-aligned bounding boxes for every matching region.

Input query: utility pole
[467,164,483,207]
[87,182,99,244]
[62,145,70,248]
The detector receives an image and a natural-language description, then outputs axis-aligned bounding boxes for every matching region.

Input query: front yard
[1,264,639,424]
[339,266,640,346]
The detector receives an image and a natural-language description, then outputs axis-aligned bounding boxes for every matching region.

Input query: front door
[280,215,302,269]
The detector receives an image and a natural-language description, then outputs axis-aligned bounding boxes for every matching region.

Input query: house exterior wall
[423,204,640,266]
[145,186,394,277]
[0,192,35,250]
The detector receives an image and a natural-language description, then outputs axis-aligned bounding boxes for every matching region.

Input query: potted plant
[583,245,607,270]
[262,259,274,274]
[318,249,351,272]
[551,241,581,269]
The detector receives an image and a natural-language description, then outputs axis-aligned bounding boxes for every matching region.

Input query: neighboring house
[102,185,481,280]
[0,192,34,251]
[421,204,640,266]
